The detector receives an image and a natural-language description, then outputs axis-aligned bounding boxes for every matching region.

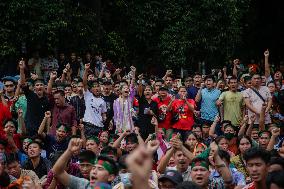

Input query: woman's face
[218,138,229,151]
[144,86,153,99]
[239,138,251,154]
[99,132,109,144]
[185,134,197,149]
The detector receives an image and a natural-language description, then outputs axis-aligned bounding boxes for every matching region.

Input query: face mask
[224,133,235,140]
[120,173,132,187]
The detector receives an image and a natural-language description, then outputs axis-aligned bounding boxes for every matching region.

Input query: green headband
[191,161,209,170]
[95,159,114,174]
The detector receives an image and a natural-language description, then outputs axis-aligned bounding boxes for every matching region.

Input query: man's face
[77,82,84,94]
[193,75,202,85]
[103,84,112,95]
[251,129,259,141]
[121,85,130,97]
[245,80,252,89]
[192,127,202,139]
[91,84,101,96]
[7,161,21,178]
[54,93,65,107]
[86,140,99,154]
[252,75,261,87]
[202,125,210,137]
[79,162,94,179]
[178,88,187,99]
[89,164,114,185]
[28,143,41,158]
[88,74,95,81]
[165,77,173,87]
[154,81,162,92]
[174,151,190,171]
[4,81,15,93]
[114,84,120,95]
[126,141,138,152]
[205,78,214,89]
[268,83,276,93]
[159,180,176,189]
[158,90,168,99]
[191,166,210,188]
[59,53,65,60]
[259,133,270,148]
[99,132,109,144]
[185,78,193,88]
[34,82,45,96]
[64,87,72,97]
[228,79,238,91]
[246,157,268,182]
[71,53,76,61]
[274,71,282,81]
[56,126,68,141]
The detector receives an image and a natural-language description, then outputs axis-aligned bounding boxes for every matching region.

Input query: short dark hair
[100,146,118,158]
[27,140,43,149]
[56,123,70,132]
[125,133,138,144]
[6,153,19,165]
[192,124,202,131]
[228,76,238,83]
[3,118,18,131]
[53,90,65,97]
[78,150,96,164]
[177,181,202,189]
[204,75,216,82]
[266,171,284,188]
[243,147,271,164]
[268,157,284,170]
[218,150,231,164]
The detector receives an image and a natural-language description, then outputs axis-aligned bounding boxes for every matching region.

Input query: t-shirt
[172,99,195,130]
[219,91,244,126]
[152,96,172,130]
[243,182,255,189]
[45,135,69,159]
[200,88,221,121]
[242,86,272,124]
[83,90,107,127]
[68,175,90,189]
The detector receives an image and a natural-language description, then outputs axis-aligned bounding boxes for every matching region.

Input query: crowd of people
[0,49,283,189]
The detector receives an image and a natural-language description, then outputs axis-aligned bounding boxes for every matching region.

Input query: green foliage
[0,0,251,70]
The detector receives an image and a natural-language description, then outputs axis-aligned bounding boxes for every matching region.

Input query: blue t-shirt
[200,88,221,121]
[187,86,201,110]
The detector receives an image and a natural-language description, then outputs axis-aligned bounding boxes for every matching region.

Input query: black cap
[158,170,183,185]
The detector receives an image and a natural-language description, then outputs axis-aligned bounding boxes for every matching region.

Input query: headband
[191,161,209,170]
[79,158,96,165]
[95,159,114,174]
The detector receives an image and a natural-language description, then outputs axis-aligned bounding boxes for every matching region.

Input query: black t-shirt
[45,135,69,159]
[23,86,50,136]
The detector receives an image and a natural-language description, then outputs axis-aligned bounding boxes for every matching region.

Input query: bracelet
[215,164,226,168]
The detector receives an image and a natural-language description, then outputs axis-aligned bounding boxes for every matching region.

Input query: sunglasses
[5,84,14,87]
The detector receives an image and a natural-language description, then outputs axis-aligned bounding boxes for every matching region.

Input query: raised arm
[232,59,239,77]
[112,130,130,149]
[83,63,91,91]
[209,115,220,139]
[19,60,26,85]
[17,108,26,135]
[162,70,172,81]
[264,50,270,78]
[267,128,280,151]
[245,114,256,137]
[157,147,175,173]
[238,115,249,136]
[47,71,57,94]
[195,87,203,103]
[130,66,136,87]
[52,138,83,186]
[259,103,266,132]
[38,111,51,138]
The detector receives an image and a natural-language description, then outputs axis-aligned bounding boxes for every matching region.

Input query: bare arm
[238,115,249,136]
[38,111,51,138]
[267,128,280,151]
[209,116,220,139]
[195,88,202,103]
[47,72,57,94]
[245,115,256,137]
[52,138,83,186]
[157,148,175,173]
[17,109,26,135]
[83,63,90,91]
[244,98,259,115]
[19,60,26,85]
[264,50,270,78]
[112,131,129,149]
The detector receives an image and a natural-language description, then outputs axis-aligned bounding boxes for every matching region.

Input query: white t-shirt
[83,90,107,127]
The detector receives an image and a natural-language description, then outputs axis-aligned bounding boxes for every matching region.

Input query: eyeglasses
[5,84,14,87]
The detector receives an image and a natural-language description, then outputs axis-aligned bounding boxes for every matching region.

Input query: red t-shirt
[243,182,255,189]
[1,133,22,153]
[171,99,195,130]
[153,96,172,130]
[0,102,12,136]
